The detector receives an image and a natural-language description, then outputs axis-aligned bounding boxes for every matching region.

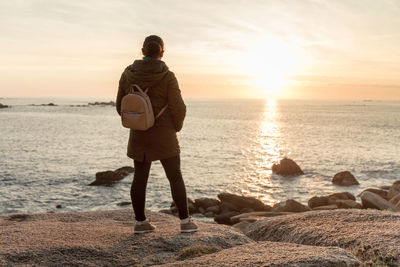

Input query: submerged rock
[89,166,134,186]
[88,101,116,106]
[332,171,359,186]
[0,103,9,109]
[271,158,304,176]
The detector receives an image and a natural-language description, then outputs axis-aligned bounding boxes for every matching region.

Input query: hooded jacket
[116,59,186,161]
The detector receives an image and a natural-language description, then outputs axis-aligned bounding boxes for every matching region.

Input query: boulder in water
[332,171,359,186]
[0,103,9,109]
[194,197,220,210]
[271,158,304,176]
[89,166,134,186]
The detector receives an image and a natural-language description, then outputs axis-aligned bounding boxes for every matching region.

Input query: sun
[243,36,300,98]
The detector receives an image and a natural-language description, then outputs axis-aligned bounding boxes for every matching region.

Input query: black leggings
[131,155,189,221]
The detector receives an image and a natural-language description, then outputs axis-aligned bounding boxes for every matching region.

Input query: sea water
[1,98,399,214]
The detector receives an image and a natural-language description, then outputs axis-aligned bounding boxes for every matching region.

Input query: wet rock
[332,171,359,186]
[308,196,329,209]
[0,103,9,109]
[89,166,134,186]
[361,188,389,200]
[194,197,220,210]
[205,205,220,214]
[360,191,400,212]
[271,158,304,176]
[30,103,58,106]
[272,199,310,213]
[214,211,240,225]
[335,199,362,209]
[327,192,356,201]
[171,198,198,214]
[114,166,134,177]
[219,202,240,212]
[388,183,400,199]
[116,201,131,207]
[204,211,214,218]
[217,193,270,211]
[56,205,63,209]
[161,241,362,267]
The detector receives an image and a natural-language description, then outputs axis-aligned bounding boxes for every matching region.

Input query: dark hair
[142,35,164,58]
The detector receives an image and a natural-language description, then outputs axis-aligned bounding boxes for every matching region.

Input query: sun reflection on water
[242,98,283,206]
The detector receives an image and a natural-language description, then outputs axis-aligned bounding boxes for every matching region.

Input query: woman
[116,35,197,234]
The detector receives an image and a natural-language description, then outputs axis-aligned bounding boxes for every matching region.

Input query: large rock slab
[332,171,359,186]
[271,158,304,176]
[157,241,361,267]
[246,209,400,263]
[360,191,400,212]
[0,210,251,266]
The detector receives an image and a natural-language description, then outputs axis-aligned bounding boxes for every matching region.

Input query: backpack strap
[155,104,168,119]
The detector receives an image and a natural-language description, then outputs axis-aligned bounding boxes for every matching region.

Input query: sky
[1,0,400,100]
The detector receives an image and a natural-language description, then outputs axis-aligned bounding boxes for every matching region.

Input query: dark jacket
[116,59,186,161]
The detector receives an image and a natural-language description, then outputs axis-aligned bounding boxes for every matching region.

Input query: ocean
[1,98,399,215]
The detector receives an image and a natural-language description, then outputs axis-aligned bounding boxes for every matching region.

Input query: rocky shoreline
[1,208,398,266]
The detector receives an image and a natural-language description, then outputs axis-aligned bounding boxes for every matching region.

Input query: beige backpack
[121,84,168,130]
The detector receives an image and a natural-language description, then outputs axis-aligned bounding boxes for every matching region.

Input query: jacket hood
[123,59,169,88]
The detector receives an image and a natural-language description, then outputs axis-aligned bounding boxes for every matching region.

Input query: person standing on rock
[116,35,197,234]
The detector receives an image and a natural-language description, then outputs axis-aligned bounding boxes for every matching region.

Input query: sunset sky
[1,0,400,100]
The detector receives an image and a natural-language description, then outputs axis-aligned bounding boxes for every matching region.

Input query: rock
[230,211,293,224]
[246,209,400,263]
[388,183,400,199]
[332,171,359,186]
[312,204,338,210]
[327,192,356,201]
[360,188,388,200]
[239,208,254,213]
[116,201,131,206]
[89,166,133,186]
[205,205,220,214]
[219,202,240,212]
[30,103,58,106]
[335,199,362,209]
[88,101,116,106]
[389,194,400,205]
[56,205,62,209]
[214,211,240,225]
[272,199,310,213]
[0,103,9,109]
[232,221,251,233]
[308,196,329,209]
[217,192,270,211]
[159,209,173,215]
[0,210,252,266]
[194,198,220,210]
[198,207,205,214]
[159,241,362,267]
[360,191,400,212]
[171,198,198,214]
[203,211,214,218]
[379,185,392,190]
[271,158,304,176]
[89,171,122,186]
[114,166,134,177]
